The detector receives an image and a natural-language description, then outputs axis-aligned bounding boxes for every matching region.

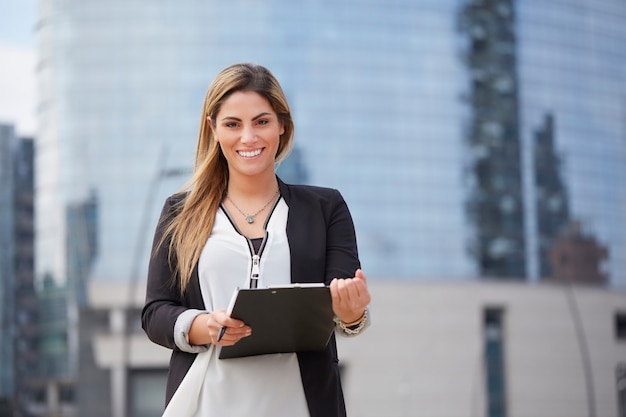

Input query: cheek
[215,132,233,149]
[216,141,229,160]
[275,139,284,157]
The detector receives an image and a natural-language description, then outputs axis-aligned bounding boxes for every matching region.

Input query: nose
[241,125,257,144]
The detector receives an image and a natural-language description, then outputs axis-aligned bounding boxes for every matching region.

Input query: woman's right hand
[188,309,252,346]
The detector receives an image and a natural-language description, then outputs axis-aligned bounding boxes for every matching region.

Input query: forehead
[217,91,275,117]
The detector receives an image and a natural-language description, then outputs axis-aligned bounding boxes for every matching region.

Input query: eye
[224,122,239,128]
[257,119,269,126]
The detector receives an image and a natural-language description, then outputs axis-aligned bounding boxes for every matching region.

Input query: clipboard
[219,283,335,359]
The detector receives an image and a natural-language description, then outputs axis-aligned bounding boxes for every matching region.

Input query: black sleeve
[141,196,190,351]
[323,188,361,284]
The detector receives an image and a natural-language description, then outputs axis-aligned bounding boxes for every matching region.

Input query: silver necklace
[226,189,279,224]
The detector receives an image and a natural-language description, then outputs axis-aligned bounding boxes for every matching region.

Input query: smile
[238,149,263,158]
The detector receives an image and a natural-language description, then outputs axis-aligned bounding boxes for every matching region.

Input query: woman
[142,63,371,417]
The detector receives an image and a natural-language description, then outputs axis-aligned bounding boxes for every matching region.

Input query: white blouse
[165,198,310,417]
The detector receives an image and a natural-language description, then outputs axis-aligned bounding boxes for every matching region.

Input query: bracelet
[341,311,366,327]
[336,309,368,335]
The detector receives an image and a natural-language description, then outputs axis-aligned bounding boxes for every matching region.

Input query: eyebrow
[220,112,273,122]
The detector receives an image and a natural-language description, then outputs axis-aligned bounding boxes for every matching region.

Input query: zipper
[250,254,261,289]
[247,230,268,289]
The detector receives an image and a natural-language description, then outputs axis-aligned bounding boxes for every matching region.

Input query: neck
[227,171,279,198]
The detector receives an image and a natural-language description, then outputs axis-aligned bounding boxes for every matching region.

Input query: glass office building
[37,0,626,288]
[0,125,38,416]
[37,0,475,291]
[0,125,17,409]
[517,0,626,285]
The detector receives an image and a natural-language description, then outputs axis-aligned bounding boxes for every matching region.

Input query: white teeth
[238,149,262,158]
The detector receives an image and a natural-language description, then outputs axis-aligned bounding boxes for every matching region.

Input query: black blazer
[141,178,361,417]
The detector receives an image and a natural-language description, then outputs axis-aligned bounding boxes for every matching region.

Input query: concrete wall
[88,280,626,417]
[338,281,626,417]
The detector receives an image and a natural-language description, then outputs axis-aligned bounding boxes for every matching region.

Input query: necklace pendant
[246,216,254,224]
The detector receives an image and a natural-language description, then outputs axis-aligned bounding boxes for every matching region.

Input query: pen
[217,325,226,342]
[218,286,240,343]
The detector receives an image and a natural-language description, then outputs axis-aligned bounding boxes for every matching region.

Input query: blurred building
[0,124,17,415]
[0,125,38,416]
[532,113,571,279]
[86,279,626,417]
[336,280,626,417]
[458,0,526,278]
[33,275,74,417]
[548,221,609,285]
[33,0,626,416]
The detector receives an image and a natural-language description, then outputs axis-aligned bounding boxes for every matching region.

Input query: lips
[238,148,263,158]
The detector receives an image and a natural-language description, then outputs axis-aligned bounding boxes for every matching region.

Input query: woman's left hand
[330,269,371,324]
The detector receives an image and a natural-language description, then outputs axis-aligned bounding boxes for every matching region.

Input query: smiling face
[210,90,285,181]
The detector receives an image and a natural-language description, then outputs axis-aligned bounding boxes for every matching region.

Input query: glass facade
[13,137,38,416]
[0,124,17,405]
[517,0,626,283]
[36,0,478,290]
[0,126,38,415]
[458,0,526,279]
[36,0,626,289]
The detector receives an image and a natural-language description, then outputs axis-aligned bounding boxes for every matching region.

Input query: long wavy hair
[161,63,295,294]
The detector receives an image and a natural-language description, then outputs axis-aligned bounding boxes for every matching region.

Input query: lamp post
[113,147,190,417]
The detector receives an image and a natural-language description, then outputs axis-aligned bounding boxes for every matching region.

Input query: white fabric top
[164,198,310,417]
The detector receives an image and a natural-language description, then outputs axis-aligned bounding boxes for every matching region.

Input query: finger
[336,278,350,302]
[223,317,247,329]
[352,278,369,301]
[350,278,371,307]
[338,281,362,315]
[218,322,251,341]
[330,278,342,304]
[216,325,252,344]
[351,270,370,301]
[331,279,352,315]
[339,278,360,302]
[229,324,252,336]
[343,277,372,310]
[350,277,364,299]
[355,269,367,284]
[209,309,230,327]
[224,326,253,339]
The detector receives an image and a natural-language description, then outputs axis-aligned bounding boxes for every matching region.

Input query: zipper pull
[250,254,260,289]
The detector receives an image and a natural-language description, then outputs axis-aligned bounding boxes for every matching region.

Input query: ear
[279,120,285,136]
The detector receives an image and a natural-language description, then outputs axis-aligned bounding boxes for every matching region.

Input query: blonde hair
[161,63,295,294]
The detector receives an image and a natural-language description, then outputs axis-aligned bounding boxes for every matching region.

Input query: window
[616,312,626,341]
[484,307,507,417]
[617,364,626,417]
[59,383,75,403]
[128,369,168,417]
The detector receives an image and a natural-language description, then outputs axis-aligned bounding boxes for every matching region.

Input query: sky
[0,0,37,136]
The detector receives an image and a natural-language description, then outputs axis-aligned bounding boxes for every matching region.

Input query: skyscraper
[0,125,38,416]
[36,0,626,287]
[515,0,626,283]
[0,124,17,413]
[458,0,526,279]
[36,0,480,289]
